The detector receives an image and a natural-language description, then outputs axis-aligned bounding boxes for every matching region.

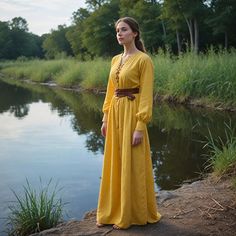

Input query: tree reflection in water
[0,80,31,118]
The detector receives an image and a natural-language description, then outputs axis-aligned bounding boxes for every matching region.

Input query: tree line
[0,0,236,60]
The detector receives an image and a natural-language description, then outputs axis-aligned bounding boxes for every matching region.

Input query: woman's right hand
[101,122,107,137]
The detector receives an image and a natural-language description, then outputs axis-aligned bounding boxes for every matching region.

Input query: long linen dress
[97,50,161,229]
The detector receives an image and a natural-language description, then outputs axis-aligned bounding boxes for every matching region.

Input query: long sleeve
[102,59,115,122]
[135,56,154,131]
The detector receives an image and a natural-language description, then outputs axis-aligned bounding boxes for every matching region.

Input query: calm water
[0,78,235,232]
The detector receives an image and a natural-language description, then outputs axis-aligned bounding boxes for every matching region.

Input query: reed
[5,178,64,236]
[156,49,236,105]
[79,59,110,89]
[203,121,236,177]
[1,49,236,106]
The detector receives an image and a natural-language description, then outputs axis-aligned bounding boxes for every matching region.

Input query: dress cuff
[102,113,108,122]
[135,120,146,131]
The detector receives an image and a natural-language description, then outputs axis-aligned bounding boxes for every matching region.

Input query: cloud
[0,0,86,35]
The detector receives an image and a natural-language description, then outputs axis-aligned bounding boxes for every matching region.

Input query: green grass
[203,121,236,177]
[152,48,236,106]
[1,49,236,106]
[79,59,110,90]
[5,178,64,236]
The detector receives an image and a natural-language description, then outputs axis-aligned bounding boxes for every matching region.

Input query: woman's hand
[132,130,143,146]
[101,122,107,137]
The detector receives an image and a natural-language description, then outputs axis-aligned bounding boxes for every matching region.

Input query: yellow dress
[97,51,161,229]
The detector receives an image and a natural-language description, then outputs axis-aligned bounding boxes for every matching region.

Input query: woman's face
[116,21,137,45]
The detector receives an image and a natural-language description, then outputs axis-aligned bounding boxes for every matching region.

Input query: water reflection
[0,81,32,118]
[52,89,105,154]
[0,78,235,190]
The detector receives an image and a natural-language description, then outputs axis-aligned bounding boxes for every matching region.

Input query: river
[0,78,234,233]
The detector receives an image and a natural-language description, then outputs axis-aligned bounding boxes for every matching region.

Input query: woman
[96,17,161,230]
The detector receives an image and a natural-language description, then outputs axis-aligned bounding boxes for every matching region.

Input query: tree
[207,0,236,49]
[66,8,91,60]
[81,0,120,57]
[161,0,184,54]
[119,0,163,53]
[119,0,140,15]
[85,0,110,11]
[0,17,42,59]
[0,21,13,59]
[161,0,207,53]
[71,8,90,25]
[42,25,73,59]
[9,17,28,32]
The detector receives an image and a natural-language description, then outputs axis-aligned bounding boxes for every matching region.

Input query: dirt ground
[32,175,236,236]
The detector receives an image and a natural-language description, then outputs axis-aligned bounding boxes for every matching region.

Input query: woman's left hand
[132,130,143,146]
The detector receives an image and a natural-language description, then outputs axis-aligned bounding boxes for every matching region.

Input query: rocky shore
[31,175,236,236]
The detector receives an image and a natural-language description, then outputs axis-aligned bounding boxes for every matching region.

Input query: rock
[30,176,236,236]
[157,190,178,204]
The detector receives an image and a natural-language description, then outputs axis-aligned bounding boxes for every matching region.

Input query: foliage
[66,8,91,61]
[80,0,121,57]
[203,121,236,177]
[120,0,164,53]
[1,1,236,59]
[0,17,43,60]
[1,58,110,89]
[6,178,64,236]
[42,25,73,59]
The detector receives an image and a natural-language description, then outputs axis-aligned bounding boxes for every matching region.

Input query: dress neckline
[115,51,142,87]
[119,51,142,67]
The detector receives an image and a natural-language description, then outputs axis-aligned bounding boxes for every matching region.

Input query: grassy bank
[153,49,236,109]
[1,49,236,108]
[0,58,110,90]
[204,121,236,184]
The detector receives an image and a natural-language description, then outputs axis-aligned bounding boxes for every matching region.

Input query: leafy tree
[85,0,110,10]
[119,0,140,16]
[81,0,120,57]
[1,1,236,59]
[66,8,91,60]
[0,21,13,59]
[71,8,90,25]
[9,17,29,32]
[161,0,208,53]
[0,18,42,59]
[161,0,184,54]
[207,0,236,49]
[42,25,73,59]
[119,0,164,53]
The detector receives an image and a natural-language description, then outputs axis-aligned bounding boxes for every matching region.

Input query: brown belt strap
[115,88,139,101]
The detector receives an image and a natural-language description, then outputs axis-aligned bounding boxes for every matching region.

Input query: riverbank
[30,174,236,236]
[1,49,236,111]
[1,75,236,113]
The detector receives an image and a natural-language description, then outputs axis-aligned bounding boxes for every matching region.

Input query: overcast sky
[0,0,86,35]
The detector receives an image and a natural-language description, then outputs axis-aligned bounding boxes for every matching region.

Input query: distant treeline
[1,0,236,60]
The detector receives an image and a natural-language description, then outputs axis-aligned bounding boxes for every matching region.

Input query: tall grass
[153,48,236,106]
[5,178,64,236]
[1,49,236,106]
[79,59,110,90]
[1,60,68,82]
[203,121,236,177]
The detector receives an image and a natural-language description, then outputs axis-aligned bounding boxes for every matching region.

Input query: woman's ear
[133,32,138,39]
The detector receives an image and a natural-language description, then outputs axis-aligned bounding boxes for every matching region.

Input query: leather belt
[115,88,139,101]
